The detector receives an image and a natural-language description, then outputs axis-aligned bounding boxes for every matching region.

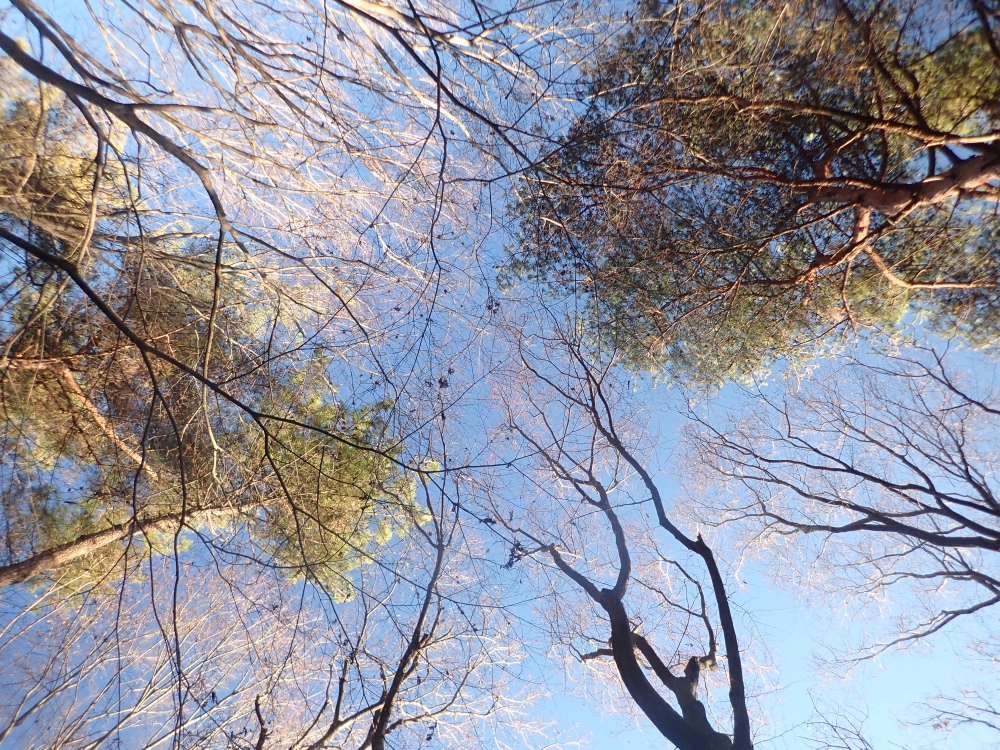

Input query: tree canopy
[510,0,1000,383]
[0,1,999,749]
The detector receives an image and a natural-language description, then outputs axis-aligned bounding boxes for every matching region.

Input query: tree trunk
[0,509,213,588]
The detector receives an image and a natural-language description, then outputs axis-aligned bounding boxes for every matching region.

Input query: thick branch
[582,393,753,749]
[1,356,158,479]
[361,529,447,750]
[0,509,214,587]
[254,695,268,750]
[810,149,1000,213]
[600,590,714,750]
[630,633,724,741]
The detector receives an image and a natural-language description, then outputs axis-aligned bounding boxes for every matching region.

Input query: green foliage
[507,0,1000,385]
[252,369,417,598]
[0,358,415,595]
[0,56,414,592]
[0,55,126,249]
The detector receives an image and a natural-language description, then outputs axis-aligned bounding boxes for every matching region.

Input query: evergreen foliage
[509,0,1000,383]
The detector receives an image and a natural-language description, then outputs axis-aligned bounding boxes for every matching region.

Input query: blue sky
[2,1,999,748]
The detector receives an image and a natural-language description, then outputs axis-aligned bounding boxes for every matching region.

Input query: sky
[565,358,1000,750]
[2,1,999,748]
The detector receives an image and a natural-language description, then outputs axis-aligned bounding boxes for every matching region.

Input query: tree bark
[602,590,733,750]
[810,148,1000,213]
[0,509,213,588]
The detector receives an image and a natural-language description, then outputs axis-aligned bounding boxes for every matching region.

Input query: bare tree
[687,347,1000,651]
[684,344,1000,742]
[0,429,541,749]
[0,0,602,746]
[475,320,754,750]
